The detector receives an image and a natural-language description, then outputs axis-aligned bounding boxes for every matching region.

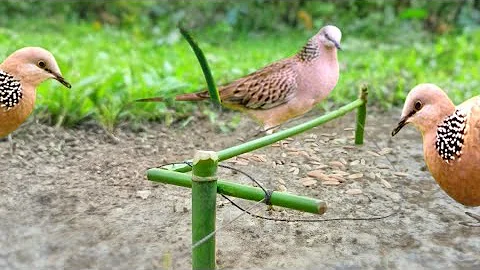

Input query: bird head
[1,47,71,88]
[392,83,455,136]
[317,25,342,50]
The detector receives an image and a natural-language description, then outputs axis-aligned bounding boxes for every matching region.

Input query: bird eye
[37,60,46,68]
[414,100,423,111]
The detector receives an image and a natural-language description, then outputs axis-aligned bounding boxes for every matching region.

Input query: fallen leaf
[380,179,392,189]
[322,180,341,186]
[348,173,364,179]
[366,151,381,157]
[328,161,346,170]
[393,172,409,177]
[300,178,317,187]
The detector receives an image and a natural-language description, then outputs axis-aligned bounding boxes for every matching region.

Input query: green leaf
[399,8,428,20]
[179,25,222,107]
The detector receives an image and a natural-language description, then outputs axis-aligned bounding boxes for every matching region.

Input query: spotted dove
[138,25,342,131]
[0,47,71,145]
[392,83,479,226]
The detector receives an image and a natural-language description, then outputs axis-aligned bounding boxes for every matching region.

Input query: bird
[137,25,342,132]
[392,83,479,226]
[0,47,71,152]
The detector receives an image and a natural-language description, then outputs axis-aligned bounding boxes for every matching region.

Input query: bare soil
[0,109,479,270]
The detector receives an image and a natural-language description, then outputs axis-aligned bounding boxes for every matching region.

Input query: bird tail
[175,91,209,101]
[135,91,209,103]
[135,97,164,102]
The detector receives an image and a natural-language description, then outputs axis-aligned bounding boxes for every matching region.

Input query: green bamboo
[167,98,365,173]
[179,26,222,106]
[191,150,218,270]
[355,86,368,145]
[147,168,327,214]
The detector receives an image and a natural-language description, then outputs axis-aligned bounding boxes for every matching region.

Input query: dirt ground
[0,108,479,270]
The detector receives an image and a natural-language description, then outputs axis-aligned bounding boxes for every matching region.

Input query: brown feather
[175,92,209,101]
[217,59,298,109]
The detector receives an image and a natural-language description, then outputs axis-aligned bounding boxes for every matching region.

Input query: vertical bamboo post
[192,150,218,270]
[355,85,368,145]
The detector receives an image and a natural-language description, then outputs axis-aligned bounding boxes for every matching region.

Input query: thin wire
[228,166,399,222]
[192,198,266,250]
[211,120,403,223]
[153,161,270,250]
[155,154,400,224]
[222,195,398,222]
[218,164,269,199]
[154,161,272,204]
[153,111,409,252]
[154,117,404,225]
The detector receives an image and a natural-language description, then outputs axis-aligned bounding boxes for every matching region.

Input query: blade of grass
[179,25,222,106]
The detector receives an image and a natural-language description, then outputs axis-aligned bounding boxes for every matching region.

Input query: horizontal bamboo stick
[165,97,365,173]
[147,168,327,215]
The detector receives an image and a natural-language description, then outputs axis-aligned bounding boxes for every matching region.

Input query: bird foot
[249,125,280,139]
[263,125,280,135]
[459,212,480,227]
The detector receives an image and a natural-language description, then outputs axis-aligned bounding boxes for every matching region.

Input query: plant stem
[355,85,368,145]
[179,26,222,106]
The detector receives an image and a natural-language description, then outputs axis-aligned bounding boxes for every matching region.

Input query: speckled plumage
[0,70,23,110]
[297,39,321,62]
[138,25,342,130]
[435,109,467,162]
[392,84,480,207]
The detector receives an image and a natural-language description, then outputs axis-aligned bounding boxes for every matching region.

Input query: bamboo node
[192,175,218,182]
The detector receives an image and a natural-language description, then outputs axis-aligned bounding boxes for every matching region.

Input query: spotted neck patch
[435,109,468,162]
[0,70,22,110]
[297,39,320,62]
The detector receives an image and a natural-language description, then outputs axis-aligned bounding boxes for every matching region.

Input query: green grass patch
[1,19,479,130]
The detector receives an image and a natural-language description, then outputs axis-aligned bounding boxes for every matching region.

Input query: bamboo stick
[167,98,365,173]
[191,151,218,270]
[147,168,327,215]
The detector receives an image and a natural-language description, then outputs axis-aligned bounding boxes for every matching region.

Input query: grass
[1,18,479,131]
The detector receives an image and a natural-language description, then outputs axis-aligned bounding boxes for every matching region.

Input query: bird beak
[391,116,409,136]
[53,73,71,88]
[334,41,342,50]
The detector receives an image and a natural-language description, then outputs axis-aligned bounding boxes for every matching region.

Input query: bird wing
[458,96,480,142]
[470,97,480,140]
[219,59,298,110]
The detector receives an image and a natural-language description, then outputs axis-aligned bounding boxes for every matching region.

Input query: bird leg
[247,125,281,140]
[459,212,480,227]
[8,134,16,155]
[263,125,281,135]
